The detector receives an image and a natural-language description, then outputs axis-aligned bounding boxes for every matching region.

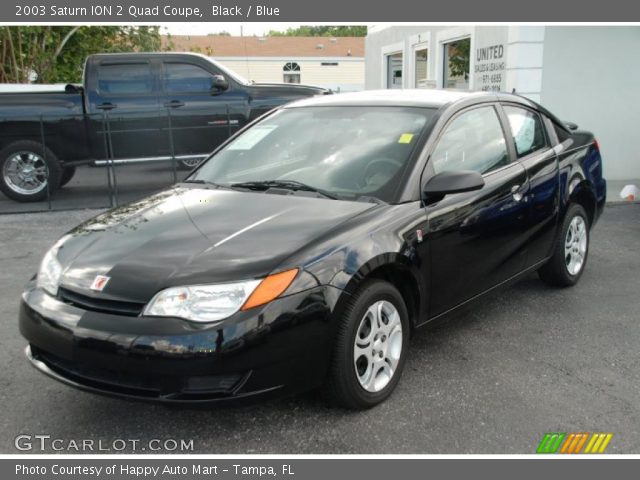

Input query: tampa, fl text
[16,464,296,477]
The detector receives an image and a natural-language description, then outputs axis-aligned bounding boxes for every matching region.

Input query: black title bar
[4,0,640,22]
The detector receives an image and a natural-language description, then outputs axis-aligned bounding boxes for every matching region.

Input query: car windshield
[190,106,436,203]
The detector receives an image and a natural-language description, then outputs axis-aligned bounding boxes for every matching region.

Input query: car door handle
[96,102,117,110]
[164,100,185,108]
[511,184,524,202]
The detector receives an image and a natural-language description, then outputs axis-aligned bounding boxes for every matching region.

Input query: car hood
[55,186,373,304]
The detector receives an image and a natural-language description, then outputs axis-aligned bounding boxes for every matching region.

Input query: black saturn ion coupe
[20,90,606,409]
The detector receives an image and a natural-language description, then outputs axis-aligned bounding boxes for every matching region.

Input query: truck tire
[59,166,76,188]
[0,141,62,202]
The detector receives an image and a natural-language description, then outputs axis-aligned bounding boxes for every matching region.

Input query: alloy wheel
[3,151,49,195]
[353,300,403,392]
[565,215,588,275]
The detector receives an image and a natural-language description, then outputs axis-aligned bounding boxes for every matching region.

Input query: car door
[501,104,560,268]
[87,59,166,161]
[160,61,247,160]
[423,104,530,317]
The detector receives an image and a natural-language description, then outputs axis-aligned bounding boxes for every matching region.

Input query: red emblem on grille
[90,275,110,291]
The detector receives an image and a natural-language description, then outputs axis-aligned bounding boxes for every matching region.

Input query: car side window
[163,63,216,93]
[97,63,153,95]
[504,106,547,157]
[431,106,509,175]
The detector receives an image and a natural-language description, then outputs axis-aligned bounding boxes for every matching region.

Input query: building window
[414,48,429,88]
[443,38,470,89]
[283,62,301,84]
[386,52,403,89]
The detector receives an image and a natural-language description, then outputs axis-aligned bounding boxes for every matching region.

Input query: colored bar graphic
[538,433,613,454]
[584,433,613,454]
[537,433,566,453]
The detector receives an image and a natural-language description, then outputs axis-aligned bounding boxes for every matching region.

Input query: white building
[166,35,364,93]
[365,26,640,180]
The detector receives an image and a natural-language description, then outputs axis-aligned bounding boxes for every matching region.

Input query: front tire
[538,203,590,287]
[323,280,410,409]
[0,140,61,202]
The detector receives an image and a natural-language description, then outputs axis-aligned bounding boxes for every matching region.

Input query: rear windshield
[192,106,436,203]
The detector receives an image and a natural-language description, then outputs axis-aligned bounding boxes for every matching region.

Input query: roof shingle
[162,35,364,58]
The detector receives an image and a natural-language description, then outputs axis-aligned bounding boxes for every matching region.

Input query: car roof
[286,89,498,109]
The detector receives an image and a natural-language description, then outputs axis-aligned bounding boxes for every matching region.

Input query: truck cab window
[163,63,216,93]
[97,63,152,95]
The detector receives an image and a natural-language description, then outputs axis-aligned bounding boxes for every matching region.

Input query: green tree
[267,26,367,37]
[0,26,162,84]
[447,38,471,80]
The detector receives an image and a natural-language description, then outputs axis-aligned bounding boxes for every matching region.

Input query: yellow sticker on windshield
[398,133,414,144]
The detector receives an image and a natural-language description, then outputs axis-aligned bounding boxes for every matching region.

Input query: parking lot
[0,204,638,454]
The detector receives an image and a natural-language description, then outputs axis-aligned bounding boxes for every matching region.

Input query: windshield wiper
[229,180,339,200]
[182,179,228,189]
[356,195,387,205]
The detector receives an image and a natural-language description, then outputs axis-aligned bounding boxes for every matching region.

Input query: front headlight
[143,281,261,322]
[143,268,299,323]
[36,247,63,296]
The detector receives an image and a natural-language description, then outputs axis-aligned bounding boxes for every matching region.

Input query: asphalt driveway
[0,204,638,454]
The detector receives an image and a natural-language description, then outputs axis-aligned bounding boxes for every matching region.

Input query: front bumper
[19,284,341,403]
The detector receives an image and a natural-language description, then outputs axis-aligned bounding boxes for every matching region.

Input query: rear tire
[0,140,61,202]
[538,203,590,287]
[59,166,76,188]
[323,280,410,409]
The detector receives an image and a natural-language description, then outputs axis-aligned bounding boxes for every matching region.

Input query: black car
[19,90,606,409]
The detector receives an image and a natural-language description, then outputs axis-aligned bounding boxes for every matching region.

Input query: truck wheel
[538,203,590,287]
[0,141,61,202]
[59,167,76,188]
[323,280,410,409]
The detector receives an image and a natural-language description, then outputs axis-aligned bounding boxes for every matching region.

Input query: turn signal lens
[241,268,299,311]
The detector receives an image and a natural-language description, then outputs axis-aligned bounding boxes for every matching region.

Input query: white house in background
[164,35,365,93]
[365,25,640,180]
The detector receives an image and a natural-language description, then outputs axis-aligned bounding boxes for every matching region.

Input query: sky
[161,23,302,36]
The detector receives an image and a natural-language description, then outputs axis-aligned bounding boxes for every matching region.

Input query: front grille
[33,346,162,395]
[32,346,246,399]
[58,287,145,316]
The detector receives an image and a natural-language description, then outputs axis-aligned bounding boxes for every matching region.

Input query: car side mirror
[423,170,485,200]
[211,75,229,94]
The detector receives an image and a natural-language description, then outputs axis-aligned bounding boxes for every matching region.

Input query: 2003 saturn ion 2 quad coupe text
[20,90,606,409]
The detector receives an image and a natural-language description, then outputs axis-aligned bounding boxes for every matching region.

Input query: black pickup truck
[0,52,329,202]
